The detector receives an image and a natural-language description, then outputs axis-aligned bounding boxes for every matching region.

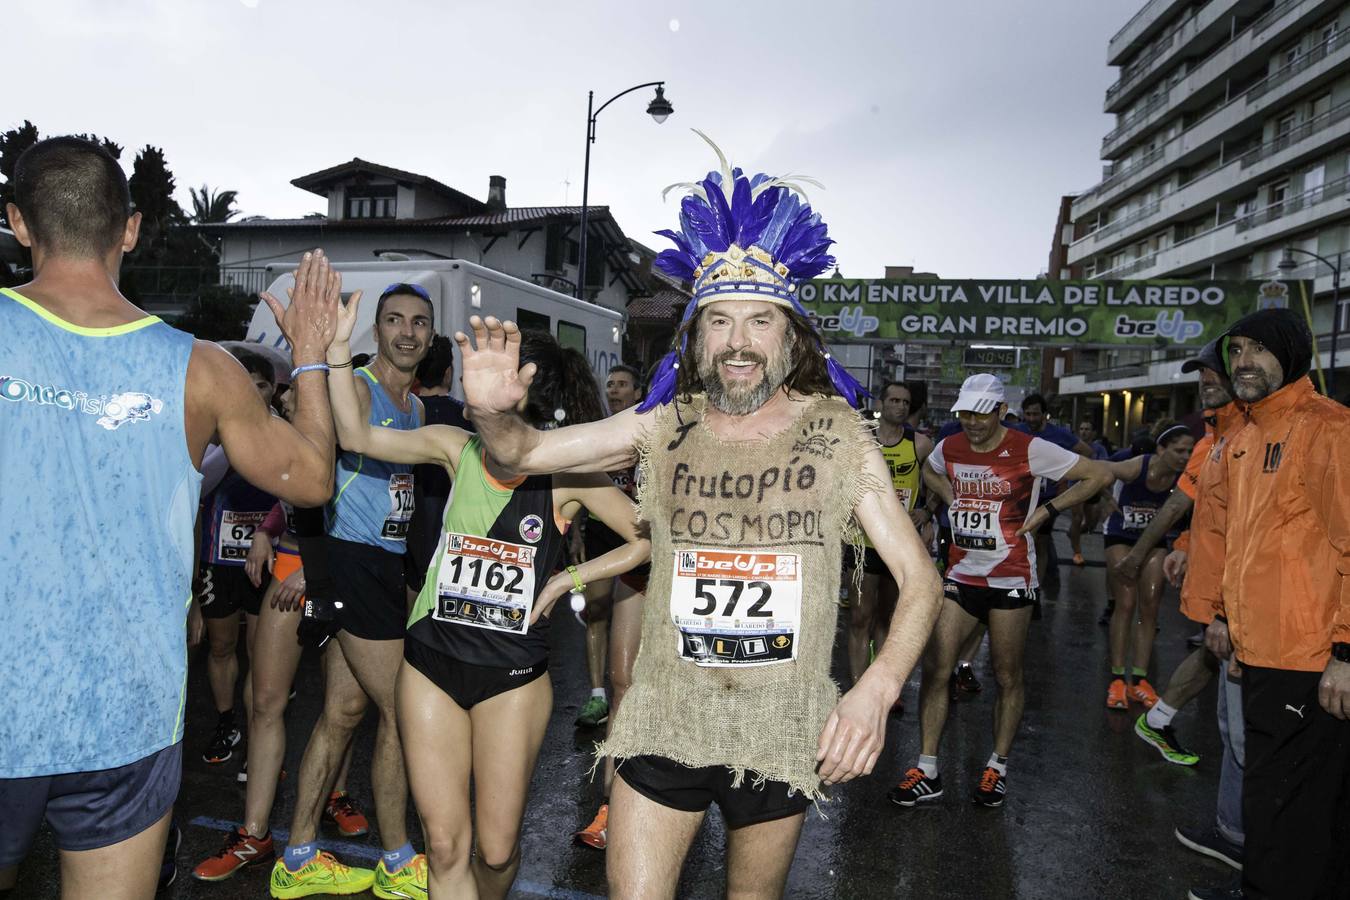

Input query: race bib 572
[669,549,802,667]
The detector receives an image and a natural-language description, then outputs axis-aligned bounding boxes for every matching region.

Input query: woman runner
[326,299,650,900]
[1101,422,1196,710]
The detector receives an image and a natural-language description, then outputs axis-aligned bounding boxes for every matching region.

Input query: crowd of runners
[2,136,1348,900]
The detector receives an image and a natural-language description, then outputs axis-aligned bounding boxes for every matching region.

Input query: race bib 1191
[950,497,1002,551]
[669,549,802,667]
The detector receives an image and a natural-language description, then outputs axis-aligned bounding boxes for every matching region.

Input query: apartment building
[1059,0,1350,436]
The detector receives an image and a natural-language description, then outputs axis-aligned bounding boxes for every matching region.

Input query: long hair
[518,331,606,429]
[670,305,836,403]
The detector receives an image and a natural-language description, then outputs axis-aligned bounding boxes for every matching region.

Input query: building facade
[1060,0,1350,439]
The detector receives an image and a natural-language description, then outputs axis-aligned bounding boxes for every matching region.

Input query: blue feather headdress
[638,131,868,413]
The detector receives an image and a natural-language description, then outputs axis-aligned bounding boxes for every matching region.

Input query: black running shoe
[954,663,982,694]
[1175,825,1243,871]
[1186,881,1243,900]
[157,822,182,893]
[203,720,241,764]
[888,768,943,806]
[972,767,1007,807]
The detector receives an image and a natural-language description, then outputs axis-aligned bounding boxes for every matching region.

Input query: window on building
[345,185,397,220]
[1277,111,1298,138]
[1269,179,1289,218]
[1282,39,1302,68]
[1322,21,1338,51]
[1313,92,1332,118]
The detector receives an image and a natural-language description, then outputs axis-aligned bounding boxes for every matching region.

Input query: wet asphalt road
[12,527,1236,899]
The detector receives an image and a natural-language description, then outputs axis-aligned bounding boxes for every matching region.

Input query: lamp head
[647,85,674,124]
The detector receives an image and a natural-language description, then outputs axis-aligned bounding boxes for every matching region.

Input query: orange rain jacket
[1206,377,1350,672]
[1172,402,1242,624]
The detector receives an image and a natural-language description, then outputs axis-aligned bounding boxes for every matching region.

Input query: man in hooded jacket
[1190,308,1350,900]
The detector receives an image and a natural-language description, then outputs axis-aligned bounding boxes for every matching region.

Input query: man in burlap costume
[454,137,943,899]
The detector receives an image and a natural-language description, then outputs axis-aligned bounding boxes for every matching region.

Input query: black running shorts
[403,639,546,710]
[197,564,264,619]
[848,545,886,576]
[327,537,410,641]
[616,754,811,829]
[943,579,1037,624]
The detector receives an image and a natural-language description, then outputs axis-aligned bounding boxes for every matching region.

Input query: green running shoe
[1135,713,1200,766]
[269,853,374,898]
[374,854,427,900]
[576,695,609,728]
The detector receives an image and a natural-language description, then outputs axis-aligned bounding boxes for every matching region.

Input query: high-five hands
[258,249,343,364]
[454,316,536,415]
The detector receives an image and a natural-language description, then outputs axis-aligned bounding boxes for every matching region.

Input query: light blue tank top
[327,367,421,552]
[0,288,201,777]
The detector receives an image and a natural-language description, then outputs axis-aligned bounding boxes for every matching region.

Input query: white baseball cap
[951,373,1006,414]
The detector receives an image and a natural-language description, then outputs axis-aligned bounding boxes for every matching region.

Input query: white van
[244,259,625,398]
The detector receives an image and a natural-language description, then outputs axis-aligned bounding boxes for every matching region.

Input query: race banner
[797,279,1305,347]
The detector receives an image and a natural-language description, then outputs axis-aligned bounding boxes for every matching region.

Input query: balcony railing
[1102,90,1172,149]
[1253,0,1309,35]
[1093,198,1165,243]
[1234,171,1350,233]
[1106,31,1178,103]
[1248,34,1340,103]
[1097,253,1161,279]
[1079,29,1350,208]
[1239,98,1350,169]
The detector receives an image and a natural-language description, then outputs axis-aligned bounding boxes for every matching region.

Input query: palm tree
[190,185,240,224]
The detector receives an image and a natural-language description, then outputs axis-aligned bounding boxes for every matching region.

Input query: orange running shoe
[1106,678,1129,709]
[191,827,274,881]
[323,791,370,837]
[574,803,608,850]
[1129,678,1160,708]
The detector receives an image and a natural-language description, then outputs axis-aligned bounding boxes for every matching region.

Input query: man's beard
[1232,367,1276,402]
[696,336,795,416]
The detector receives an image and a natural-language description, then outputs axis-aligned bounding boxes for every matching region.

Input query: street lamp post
[576,82,673,300]
[1278,247,1341,395]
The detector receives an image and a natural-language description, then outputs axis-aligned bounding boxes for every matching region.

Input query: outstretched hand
[454,316,537,415]
[259,249,342,364]
[332,285,364,349]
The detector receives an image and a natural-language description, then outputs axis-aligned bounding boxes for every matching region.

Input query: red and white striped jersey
[929,428,1079,590]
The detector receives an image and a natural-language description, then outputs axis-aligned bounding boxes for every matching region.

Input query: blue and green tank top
[327,366,421,552]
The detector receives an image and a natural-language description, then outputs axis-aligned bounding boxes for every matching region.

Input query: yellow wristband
[566,565,586,594]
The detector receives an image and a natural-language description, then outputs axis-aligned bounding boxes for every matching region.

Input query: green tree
[173,283,253,341]
[127,145,185,266]
[189,184,240,224]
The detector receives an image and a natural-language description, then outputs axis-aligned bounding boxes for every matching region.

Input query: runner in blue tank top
[0,138,341,898]
[278,284,435,898]
[1100,423,1196,712]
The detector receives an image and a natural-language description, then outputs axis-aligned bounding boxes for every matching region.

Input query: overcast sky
[11,0,1127,278]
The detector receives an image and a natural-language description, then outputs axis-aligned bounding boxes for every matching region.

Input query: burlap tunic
[601,394,880,799]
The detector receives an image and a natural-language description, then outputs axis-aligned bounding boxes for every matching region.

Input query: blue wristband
[290,363,330,379]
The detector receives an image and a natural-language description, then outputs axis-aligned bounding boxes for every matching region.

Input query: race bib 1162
[433,533,536,634]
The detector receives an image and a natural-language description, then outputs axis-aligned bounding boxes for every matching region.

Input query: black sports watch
[1332,642,1350,663]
